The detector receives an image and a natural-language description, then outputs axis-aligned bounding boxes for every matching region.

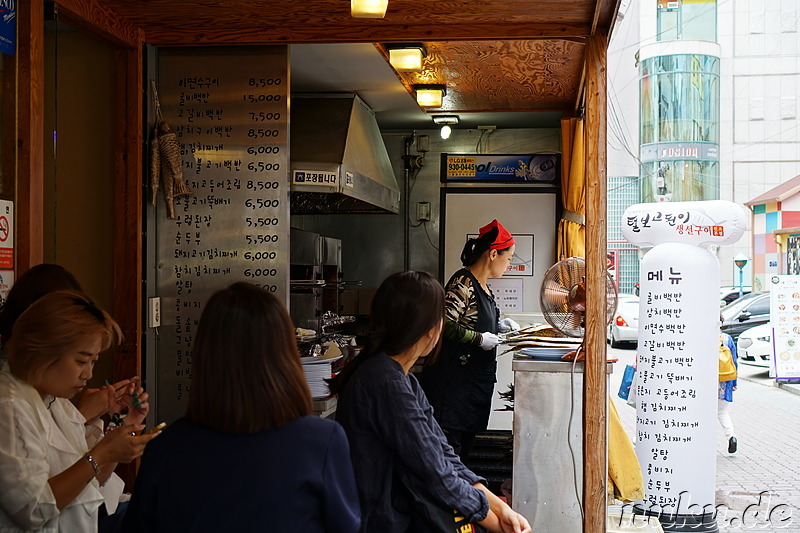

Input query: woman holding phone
[0,291,157,532]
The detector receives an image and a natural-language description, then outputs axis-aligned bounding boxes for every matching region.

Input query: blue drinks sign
[441,153,558,183]
[0,0,16,56]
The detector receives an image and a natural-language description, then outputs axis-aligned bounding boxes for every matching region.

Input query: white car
[608,294,639,348]
[720,285,752,308]
[737,323,772,368]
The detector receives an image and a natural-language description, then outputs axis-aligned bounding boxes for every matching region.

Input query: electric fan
[539,256,618,341]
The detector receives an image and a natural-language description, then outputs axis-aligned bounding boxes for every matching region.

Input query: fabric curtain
[558,118,586,260]
[608,398,645,502]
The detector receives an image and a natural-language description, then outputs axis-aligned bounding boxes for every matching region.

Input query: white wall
[607,0,641,179]
[719,0,800,285]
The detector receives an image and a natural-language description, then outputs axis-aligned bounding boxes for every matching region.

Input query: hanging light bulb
[440,125,452,139]
[351,0,388,18]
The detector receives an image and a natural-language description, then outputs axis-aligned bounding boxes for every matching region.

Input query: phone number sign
[446,156,476,177]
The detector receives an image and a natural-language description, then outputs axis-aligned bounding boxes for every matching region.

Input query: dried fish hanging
[150,81,192,218]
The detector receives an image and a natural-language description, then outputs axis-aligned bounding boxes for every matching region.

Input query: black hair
[327,271,444,395]
[459,226,513,266]
[0,264,83,341]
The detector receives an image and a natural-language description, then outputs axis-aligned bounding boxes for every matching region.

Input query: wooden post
[583,29,608,533]
[112,45,143,385]
[16,0,45,272]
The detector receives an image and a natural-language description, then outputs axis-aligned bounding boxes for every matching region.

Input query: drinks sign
[441,154,558,183]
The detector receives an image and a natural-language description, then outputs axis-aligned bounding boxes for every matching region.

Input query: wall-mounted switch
[148,297,161,328]
[416,201,431,221]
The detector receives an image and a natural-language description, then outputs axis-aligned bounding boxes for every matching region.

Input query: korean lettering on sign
[157,47,289,424]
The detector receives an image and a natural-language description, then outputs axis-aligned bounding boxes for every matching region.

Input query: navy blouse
[336,352,489,532]
[121,416,360,533]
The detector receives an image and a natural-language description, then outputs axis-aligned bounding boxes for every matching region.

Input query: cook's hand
[497,507,531,533]
[479,332,501,351]
[76,378,138,421]
[120,384,150,427]
[498,318,520,333]
[91,425,160,465]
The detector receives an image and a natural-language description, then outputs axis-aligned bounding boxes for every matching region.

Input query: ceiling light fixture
[386,43,427,71]
[414,84,446,108]
[432,115,459,125]
[351,0,388,18]
[440,125,452,139]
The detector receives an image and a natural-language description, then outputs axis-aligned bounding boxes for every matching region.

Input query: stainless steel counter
[512,357,614,533]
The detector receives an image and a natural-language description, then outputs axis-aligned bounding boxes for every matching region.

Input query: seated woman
[330,271,531,533]
[0,291,159,532]
[122,282,360,533]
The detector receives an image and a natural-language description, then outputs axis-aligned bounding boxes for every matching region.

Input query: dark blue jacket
[122,416,360,533]
[336,352,489,532]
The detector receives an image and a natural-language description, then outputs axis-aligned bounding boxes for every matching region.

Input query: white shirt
[0,368,104,532]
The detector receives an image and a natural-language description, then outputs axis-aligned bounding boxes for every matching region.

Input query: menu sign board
[635,243,719,514]
[155,47,290,423]
[769,275,800,380]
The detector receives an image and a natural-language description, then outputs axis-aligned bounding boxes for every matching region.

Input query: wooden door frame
[14,0,612,522]
[15,0,145,403]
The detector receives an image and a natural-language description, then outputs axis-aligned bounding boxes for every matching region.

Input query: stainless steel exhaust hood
[290,94,400,214]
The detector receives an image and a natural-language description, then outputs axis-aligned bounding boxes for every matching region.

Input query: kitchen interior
[285,42,565,421]
[283,41,572,520]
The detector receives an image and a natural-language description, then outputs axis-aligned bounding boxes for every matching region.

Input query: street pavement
[609,344,800,532]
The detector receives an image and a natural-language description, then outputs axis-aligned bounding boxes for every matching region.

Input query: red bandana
[479,220,515,250]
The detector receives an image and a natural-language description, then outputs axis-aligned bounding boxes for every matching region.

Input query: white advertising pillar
[622,201,747,531]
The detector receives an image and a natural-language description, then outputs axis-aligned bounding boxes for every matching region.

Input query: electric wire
[567,344,585,521]
[422,221,439,251]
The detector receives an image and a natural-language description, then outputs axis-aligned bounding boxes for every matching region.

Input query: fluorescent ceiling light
[432,115,459,125]
[387,43,427,71]
[414,84,446,108]
[351,0,388,18]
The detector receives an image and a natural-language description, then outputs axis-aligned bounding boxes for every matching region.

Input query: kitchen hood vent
[290,94,400,214]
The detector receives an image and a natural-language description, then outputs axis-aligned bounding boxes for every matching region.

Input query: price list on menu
[156,47,289,423]
[770,275,800,380]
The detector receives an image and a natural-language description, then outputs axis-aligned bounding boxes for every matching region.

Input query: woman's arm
[442,274,482,345]
[475,483,531,533]
[373,374,488,523]
[442,318,482,345]
[49,426,157,510]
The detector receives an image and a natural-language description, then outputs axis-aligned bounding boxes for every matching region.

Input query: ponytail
[460,226,499,266]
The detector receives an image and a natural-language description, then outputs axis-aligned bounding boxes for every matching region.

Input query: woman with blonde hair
[0,291,158,532]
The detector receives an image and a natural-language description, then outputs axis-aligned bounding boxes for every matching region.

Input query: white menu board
[635,242,719,515]
[769,275,800,380]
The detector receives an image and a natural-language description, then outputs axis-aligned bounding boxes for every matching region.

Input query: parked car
[720,292,770,341]
[720,285,752,307]
[736,323,772,368]
[608,294,639,348]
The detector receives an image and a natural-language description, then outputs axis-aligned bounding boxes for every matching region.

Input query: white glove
[498,317,521,333]
[479,332,502,351]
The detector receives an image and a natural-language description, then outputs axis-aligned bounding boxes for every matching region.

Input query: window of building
[657,0,717,42]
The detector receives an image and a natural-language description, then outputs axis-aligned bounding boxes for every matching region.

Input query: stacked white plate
[300,353,343,399]
[517,347,575,360]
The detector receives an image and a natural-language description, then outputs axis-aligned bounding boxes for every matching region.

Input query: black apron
[421,268,500,433]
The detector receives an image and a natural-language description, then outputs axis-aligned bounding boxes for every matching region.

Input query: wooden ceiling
[377,40,586,113]
[89,0,620,115]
